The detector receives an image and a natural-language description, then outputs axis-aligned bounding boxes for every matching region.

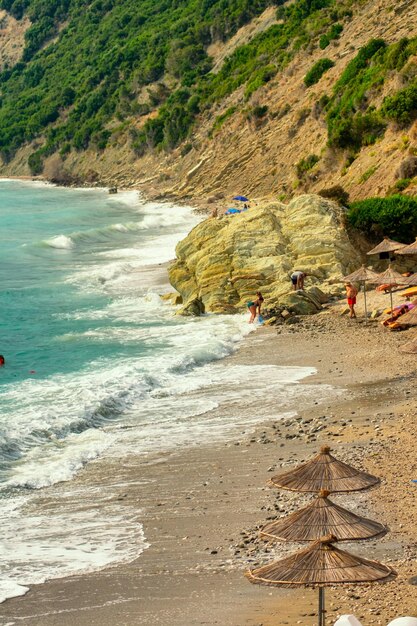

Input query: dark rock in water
[108,187,118,194]
[179,297,205,316]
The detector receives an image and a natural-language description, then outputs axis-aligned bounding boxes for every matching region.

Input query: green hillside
[0,0,274,169]
[0,0,417,177]
[0,0,355,172]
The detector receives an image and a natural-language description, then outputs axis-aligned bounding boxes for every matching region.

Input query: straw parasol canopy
[342,265,379,283]
[396,237,417,255]
[367,237,406,256]
[374,265,407,286]
[245,535,395,587]
[269,446,380,494]
[374,265,408,314]
[260,490,387,542]
[391,306,417,327]
[404,274,417,286]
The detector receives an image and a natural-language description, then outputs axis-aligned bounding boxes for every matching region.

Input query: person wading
[247,291,264,323]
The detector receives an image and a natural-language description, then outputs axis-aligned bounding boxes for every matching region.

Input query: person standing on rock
[345,282,358,319]
[247,292,264,323]
[290,270,305,291]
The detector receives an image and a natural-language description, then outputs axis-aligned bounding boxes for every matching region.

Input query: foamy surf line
[0,356,325,605]
[0,181,335,607]
[0,486,149,604]
[0,183,203,604]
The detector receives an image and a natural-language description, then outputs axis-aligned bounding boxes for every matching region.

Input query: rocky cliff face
[168,194,362,315]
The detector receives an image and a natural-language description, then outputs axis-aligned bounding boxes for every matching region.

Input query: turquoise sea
[0,180,317,603]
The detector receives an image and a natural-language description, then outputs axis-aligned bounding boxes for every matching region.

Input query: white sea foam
[44,234,75,249]
[0,488,148,603]
[0,184,338,606]
[68,197,200,287]
[0,579,30,604]
[6,429,112,489]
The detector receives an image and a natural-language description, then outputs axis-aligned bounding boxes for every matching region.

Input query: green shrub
[304,58,334,87]
[319,22,342,49]
[328,22,343,39]
[381,81,417,125]
[394,178,411,191]
[252,105,268,118]
[296,154,319,176]
[28,150,44,175]
[358,165,378,183]
[244,65,277,100]
[319,34,330,49]
[318,184,349,205]
[211,106,237,135]
[180,142,193,156]
[347,194,417,241]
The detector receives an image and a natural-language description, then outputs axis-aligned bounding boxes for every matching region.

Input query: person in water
[345,282,358,319]
[0,355,5,367]
[247,291,264,323]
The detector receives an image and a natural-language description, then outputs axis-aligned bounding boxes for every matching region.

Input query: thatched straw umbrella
[246,535,396,626]
[367,236,406,259]
[396,237,417,256]
[391,306,417,327]
[342,266,380,323]
[374,265,408,314]
[269,446,380,493]
[260,490,387,542]
[403,274,417,286]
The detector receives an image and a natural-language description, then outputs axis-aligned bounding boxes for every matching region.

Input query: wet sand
[1,306,416,626]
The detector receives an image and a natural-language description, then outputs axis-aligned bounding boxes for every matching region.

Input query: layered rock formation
[168,194,363,315]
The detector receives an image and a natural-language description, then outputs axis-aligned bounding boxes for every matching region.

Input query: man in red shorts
[345,282,358,319]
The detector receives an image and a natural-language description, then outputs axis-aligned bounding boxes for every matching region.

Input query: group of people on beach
[247,270,308,323]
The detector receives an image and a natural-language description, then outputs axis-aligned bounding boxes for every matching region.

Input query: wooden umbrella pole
[390,289,394,315]
[363,281,368,324]
[318,587,325,626]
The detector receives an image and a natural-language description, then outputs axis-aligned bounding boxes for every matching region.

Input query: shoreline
[1,311,416,625]
[1,178,416,625]
[0,175,219,215]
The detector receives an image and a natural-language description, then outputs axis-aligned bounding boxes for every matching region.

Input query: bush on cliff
[326,37,417,149]
[319,22,343,49]
[304,58,334,87]
[347,195,417,242]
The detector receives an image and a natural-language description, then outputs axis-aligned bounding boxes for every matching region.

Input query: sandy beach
[1,298,416,626]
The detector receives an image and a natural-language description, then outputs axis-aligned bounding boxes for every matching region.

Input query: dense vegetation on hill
[347,195,417,242]
[324,37,417,151]
[0,0,416,189]
[0,0,274,168]
[0,0,363,172]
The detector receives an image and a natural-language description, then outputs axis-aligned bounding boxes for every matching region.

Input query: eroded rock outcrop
[168,194,363,315]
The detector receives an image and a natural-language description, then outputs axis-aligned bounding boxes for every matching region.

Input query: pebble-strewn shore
[0,303,416,626]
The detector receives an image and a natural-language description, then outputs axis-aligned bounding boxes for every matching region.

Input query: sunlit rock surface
[169,194,362,315]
